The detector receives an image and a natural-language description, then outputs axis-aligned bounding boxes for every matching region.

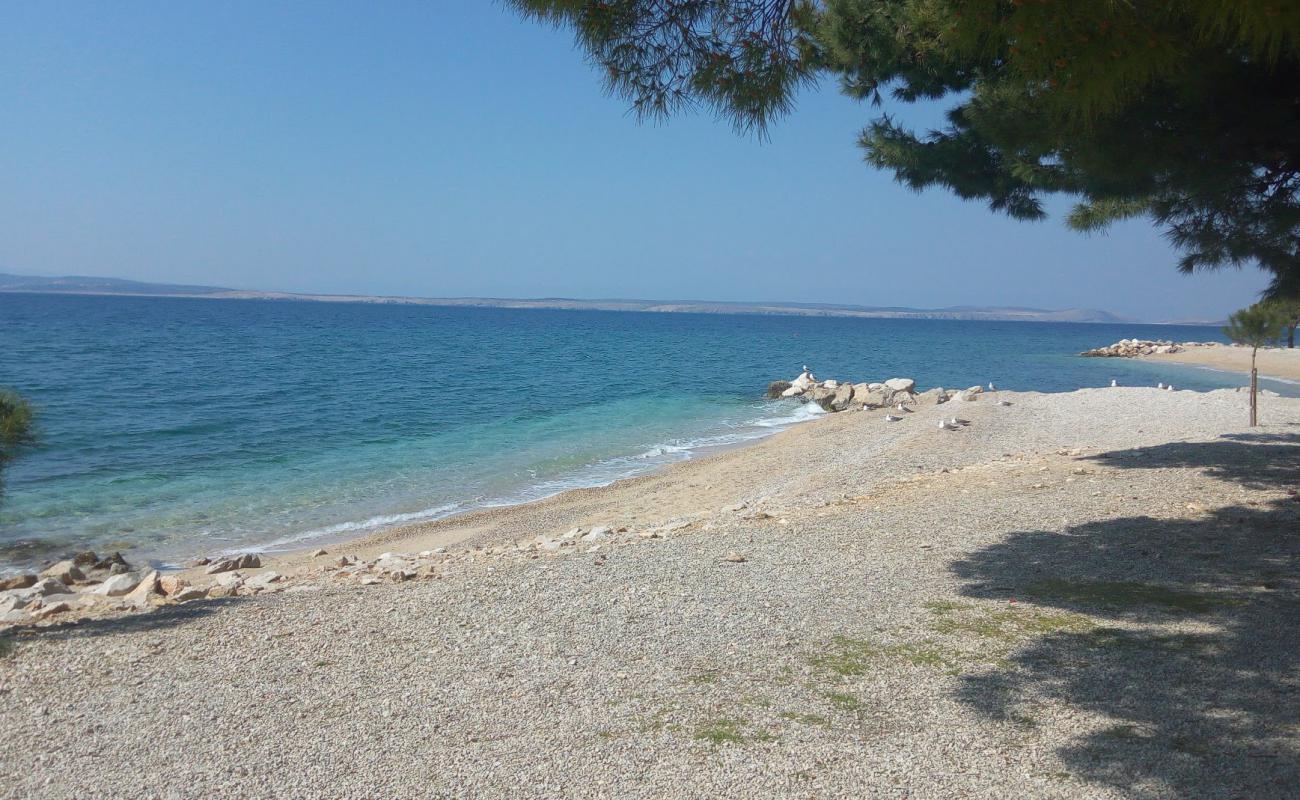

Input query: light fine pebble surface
[1,388,1298,799]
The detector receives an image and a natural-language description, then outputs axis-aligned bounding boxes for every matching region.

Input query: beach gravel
[1,388,1297,799]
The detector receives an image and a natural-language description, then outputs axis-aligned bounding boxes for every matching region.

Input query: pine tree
[1222,304,1284,426]
[511,1,1300,289]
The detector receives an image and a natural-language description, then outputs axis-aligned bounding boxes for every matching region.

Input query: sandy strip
[1143,344,1300,382]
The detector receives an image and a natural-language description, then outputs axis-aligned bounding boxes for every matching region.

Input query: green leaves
[1223,303,1285,349]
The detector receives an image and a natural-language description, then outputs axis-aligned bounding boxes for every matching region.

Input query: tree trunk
[1250,348,1258,427]
[1289,323,1295,349]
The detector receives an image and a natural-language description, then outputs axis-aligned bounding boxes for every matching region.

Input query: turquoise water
[0,293,1252,571]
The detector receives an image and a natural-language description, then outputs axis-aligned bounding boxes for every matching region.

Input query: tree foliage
[1224,303,1285,350]
[513,1,1300,286]
[0,390,35,504]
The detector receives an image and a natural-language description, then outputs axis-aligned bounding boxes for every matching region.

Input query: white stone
[92,572,141,597]
[883,378,916,393]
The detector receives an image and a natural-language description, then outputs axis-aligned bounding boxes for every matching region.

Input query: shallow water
[0,293,1250,569]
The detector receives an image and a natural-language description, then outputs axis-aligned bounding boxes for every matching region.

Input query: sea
[0,293,1278,572]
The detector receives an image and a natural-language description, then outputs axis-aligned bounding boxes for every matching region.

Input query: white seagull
[997,399,1012,406]
[1111,379,1118,387]
[884,414,902,422]
[895,402,913,413]
[988,381,996,390]
[1158,382,1165,389]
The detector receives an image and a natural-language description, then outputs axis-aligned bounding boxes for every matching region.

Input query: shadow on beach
[1,596,244,651]
[949,435,1300,797]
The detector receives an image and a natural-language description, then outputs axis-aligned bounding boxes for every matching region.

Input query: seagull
[1111,379,1118,387]
[939,419,958,430]
[884,414,902,422]
[895,402,913,413]
[950,417,971,426]
[997,399,1012,406]
[1166,384,1174,391]
[1158,382,1165,389]
[988,381,996,391]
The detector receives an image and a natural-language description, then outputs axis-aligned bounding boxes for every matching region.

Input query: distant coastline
[0,270,1155,324]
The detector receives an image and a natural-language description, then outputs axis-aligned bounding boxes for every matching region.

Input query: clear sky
[0,1,1269,321]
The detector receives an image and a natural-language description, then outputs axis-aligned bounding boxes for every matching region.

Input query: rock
[0,574,37,592]
[91,552,131,574]
[0,592,32,613]
[560,527,583,541]
[184,557,211,568]
[829,382,857,412]
[172,586,207,603]
[244,571,283,591]
[883,378,916,393]
[214,572,244,590]
[205,553,262,574]
[809,385,838,410]
[311,548,328,557]
[33,601,72,619]
[206,584,237,599]
[122,571,161,606]
[158,576,188,596]
[857,388,888,409]
[582,526,611,541]
[720,501,748,513]
[93,572,141,597]
[915,388,947,406]
[780,384,805,398]
[765,380,793,398]
[822,379,839,389]
[19,577,75,599]
[40,560,86,586]
[536,538,562,553]
[72,550,99,567]
[722,552,748,563]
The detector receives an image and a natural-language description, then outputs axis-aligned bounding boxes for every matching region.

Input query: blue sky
[0,1,1268,320]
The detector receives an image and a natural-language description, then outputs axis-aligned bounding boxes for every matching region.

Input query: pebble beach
[2,385,1298,798]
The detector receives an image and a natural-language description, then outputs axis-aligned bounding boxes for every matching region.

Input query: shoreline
[1140,344,1300,382]
[6,384,1298,797]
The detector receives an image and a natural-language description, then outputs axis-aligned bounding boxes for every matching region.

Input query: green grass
[693,718,773,745]
[0,637,12,660]
[779,711,831,727]
[824,691,863,711]
[928,606,1094,641]
[1025,579,1240,614]
[807,635,966,675]
[685,670,721,686]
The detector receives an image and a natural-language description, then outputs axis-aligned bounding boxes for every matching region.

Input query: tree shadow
[949,437,1300,797]
[1,596,244,652]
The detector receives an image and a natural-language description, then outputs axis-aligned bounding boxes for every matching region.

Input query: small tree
[1267,298,1300,349]
[1223,305,1284,426]
[0,389,35,505]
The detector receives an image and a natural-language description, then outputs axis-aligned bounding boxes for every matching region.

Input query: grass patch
[779,711,831,727]
[824,691,863,711]
[685,670,721,686]
[0,637,12,660]
[928,606,1094,641]
[694,718,773,745]
[1025,580,1240,614]
[923,600,973,614]
[740,694,772,708]
[807,635,967,676]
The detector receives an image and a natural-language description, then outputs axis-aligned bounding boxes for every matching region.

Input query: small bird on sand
[997,399,1012,406]
[950,417,971,426]
[939,419,957,430]
[895,402,913,413]
[1158,382,1165,389]
[1111,379,1118,387]
[1166,384,1174,391]
[885,414,902,422]
[988,381,996,390]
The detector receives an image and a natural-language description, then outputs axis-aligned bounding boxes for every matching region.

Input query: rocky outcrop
[771,368,923,412]
[1080,339,1221,358]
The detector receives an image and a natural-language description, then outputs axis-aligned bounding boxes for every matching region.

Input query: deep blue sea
[0,293,1267,571]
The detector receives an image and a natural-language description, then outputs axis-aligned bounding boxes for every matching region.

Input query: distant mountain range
[0,271,1143,323]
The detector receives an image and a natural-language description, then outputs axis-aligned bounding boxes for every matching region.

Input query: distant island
[0,270,1141,323]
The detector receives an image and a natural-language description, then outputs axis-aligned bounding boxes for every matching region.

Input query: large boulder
[915,388,948,406]
[0,574,37,592]
[829,382,857,412]
[857,388,888,409]
[766,380,793,398]
[40,560,85,586]
[93,572,142,597]
[883,378,916,393]
[810,385,838,410]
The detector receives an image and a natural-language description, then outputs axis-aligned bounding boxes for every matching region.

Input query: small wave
[250,502,464,552]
